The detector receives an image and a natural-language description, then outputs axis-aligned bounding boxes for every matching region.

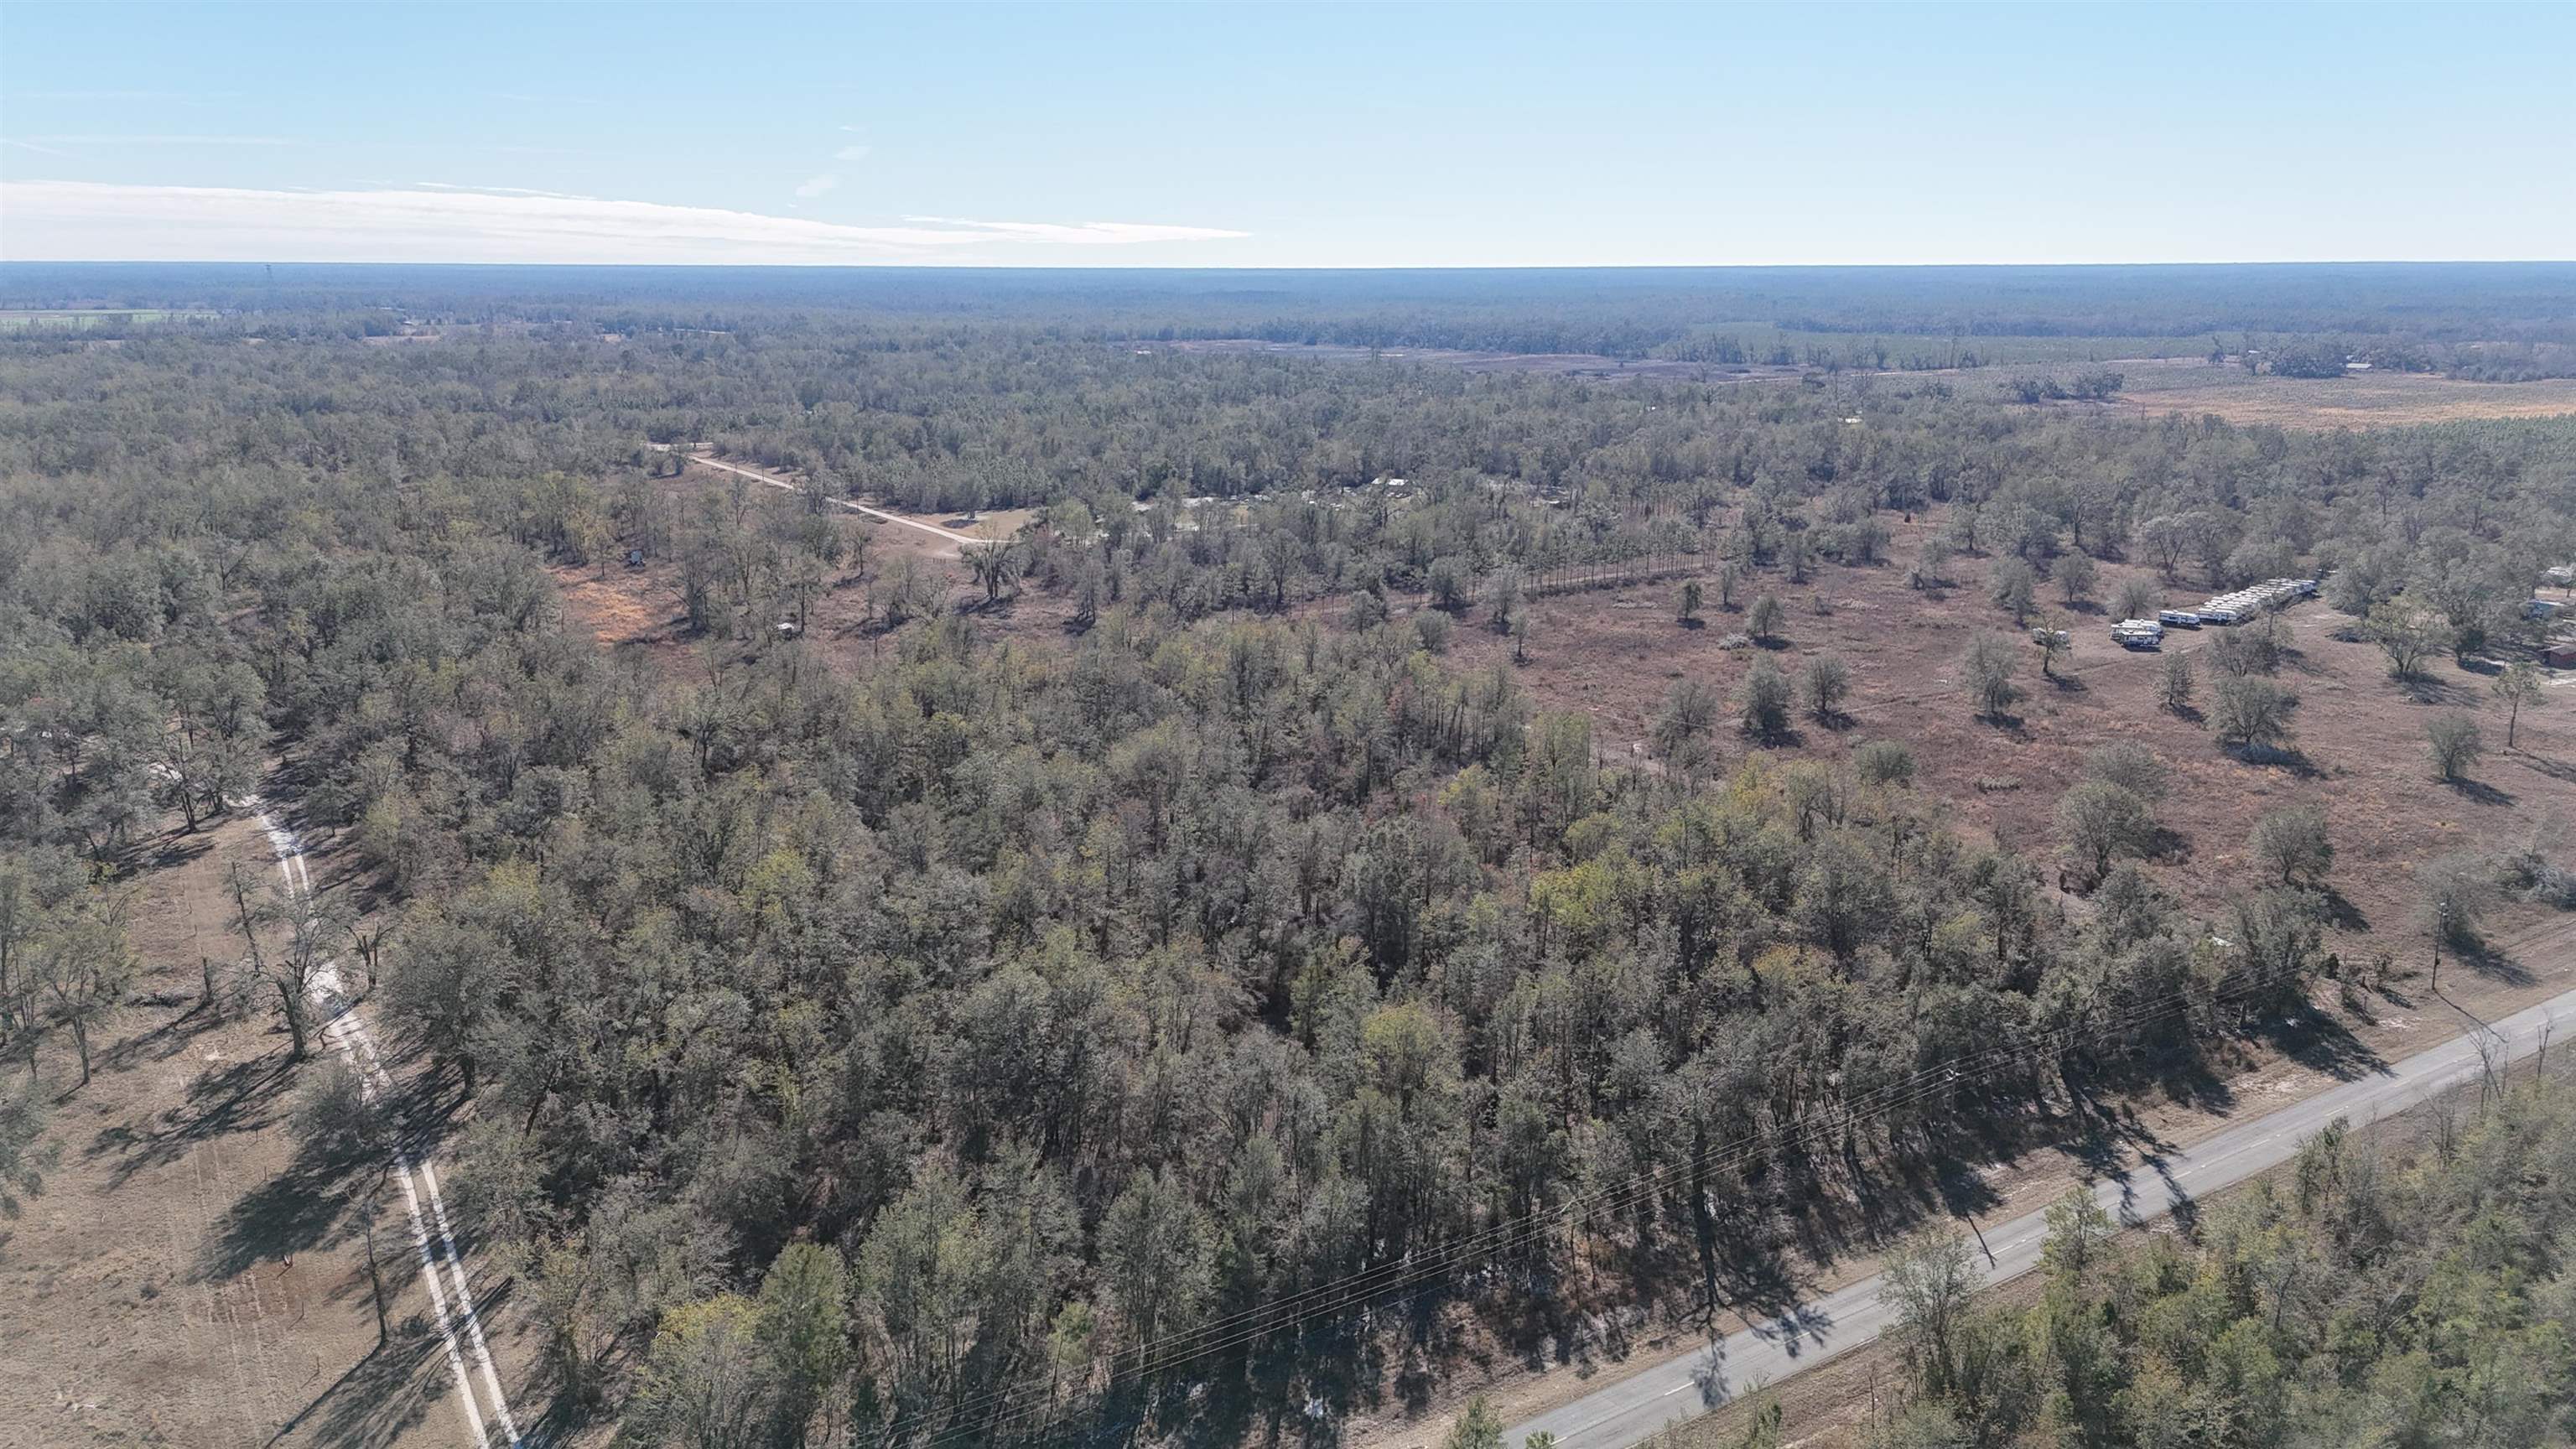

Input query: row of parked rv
[2177,577,2319,627]
[2111,577,2320,651]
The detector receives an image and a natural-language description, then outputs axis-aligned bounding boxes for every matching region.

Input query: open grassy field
[0,309,221,329]
[2083,356,2576,428]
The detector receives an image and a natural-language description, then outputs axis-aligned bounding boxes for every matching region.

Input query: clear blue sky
[3,1,2570,267]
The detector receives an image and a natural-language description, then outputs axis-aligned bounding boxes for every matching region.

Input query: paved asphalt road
[1505,985,2576,1449]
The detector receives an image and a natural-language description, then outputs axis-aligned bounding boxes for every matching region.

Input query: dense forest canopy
[4,267,2576,1447]
[1872,1084,2576,1447]
[9,260,2576,364]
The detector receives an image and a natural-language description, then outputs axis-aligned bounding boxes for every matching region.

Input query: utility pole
[2432,899,2449,996]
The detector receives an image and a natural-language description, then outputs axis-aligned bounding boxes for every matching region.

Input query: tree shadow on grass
[145,831,216,870]
[1911,1152,2007,1252]
[2515,753,2576,786]
[2147,824,2194,865]
[200,1133,359,1283]
[97,999,229,1075]
[276,1311,448,1449]
[94,1048,295,1187]
[2444,776,2516,808]
[2316,886,2371,933]
[2399,675,2475,706]
[199,1052,458,1283]
[2251,1003,2389,1085]
[2447,934,2535,988]
[2225,743,2326,779]
[2140,1046,2238,1119]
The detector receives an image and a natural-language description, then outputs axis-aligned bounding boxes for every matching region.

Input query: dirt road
[673,451,984,550]
[250,800,522,1449]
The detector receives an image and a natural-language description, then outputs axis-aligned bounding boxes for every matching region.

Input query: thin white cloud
[834,144,873,163]
[794,174,840,199]
[901,215,1254,246]
[3,138,75,158]
[413,181,595,200]
[23,134,305,147]
[486,91,613,109]
[13,90,246,103]
[0,180,1249,264]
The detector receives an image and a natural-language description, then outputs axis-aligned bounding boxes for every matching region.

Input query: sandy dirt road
[250,800,522,1449]
[671,451,984,551]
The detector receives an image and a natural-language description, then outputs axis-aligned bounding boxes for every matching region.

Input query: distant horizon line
[5,257,2574,274]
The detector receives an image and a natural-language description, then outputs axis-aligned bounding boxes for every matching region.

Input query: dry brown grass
[548,474,1083,684]
[3,810,525,1449]
[2101,356,2576,429]
[551,562,680,647]
[1436,511,2576,948]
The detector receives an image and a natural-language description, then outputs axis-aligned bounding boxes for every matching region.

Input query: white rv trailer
[2112,619,2165,650]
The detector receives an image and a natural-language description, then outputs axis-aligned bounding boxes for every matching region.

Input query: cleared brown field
[2102,356,2576,428]
[0,811,526,1449]
[1136,337,1795,383]
[1439,511,2576,950]
[548,474,1067,678]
